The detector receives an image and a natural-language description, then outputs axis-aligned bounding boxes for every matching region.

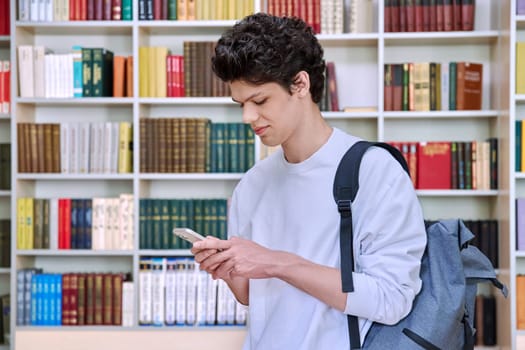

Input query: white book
[195,267,208,325]
[48,198,59,250]
[109,197,121,250]
[234,301,247,325]
[441,62,450,111]
[216,279,228,325]
[53,0,61,21]
[29,0,38,21]
[44,0,52,21]
[37,0,45,21]
[138,258,153,325]
[122,281,135,327]
[33,46,47,98]
[19,0,30,20]
[110,122,120,173]
[185,262,197,325]
[175,259,187,325]
[119,193,133,250]
[104,197,114,250]
[78,122,90,173]
[164,258,177,326]
[96,122,106,173]
[151,257,165,326]
[18,45,34,97]
[91,198,105,250]
[205,275,218,325]
[225,286,236,325]
[65,53,74,97]
[43,54,52,98]
[102,122,113,174]
[60,123,70,172]
[61,0,69,21]
[334,0,344,34]
[89,123,98,173]
[350,0,373,33]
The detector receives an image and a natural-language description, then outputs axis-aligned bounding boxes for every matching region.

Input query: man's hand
[191,236,277,281]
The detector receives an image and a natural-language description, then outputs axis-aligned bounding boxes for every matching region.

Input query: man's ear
[291,71,310,97]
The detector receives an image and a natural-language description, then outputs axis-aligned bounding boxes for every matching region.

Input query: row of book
[267,0,373,34]
[462,219,499,268]
[384,61,483,112]
[17,45,119,98]
[390,140,498,190]
[18,0,133,21]
[16,269,134,326]
[384,0,475,33]
[138,0,254,21]
[0,143,10,190]
[139,257,247,326]
[0,294,9,345]
[0,0,9,35]
[0,61,10,113]
[140,118,255,173]
[139,198,228,250]
[17,122,133,174]
[16,195,134,251]
[0,220,10,268]
[138,43,230,98]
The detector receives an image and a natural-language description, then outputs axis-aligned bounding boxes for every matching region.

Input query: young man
[191,13,426,349]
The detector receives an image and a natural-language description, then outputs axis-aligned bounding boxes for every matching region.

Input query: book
[456,62,483,110]
[417,141,451,189]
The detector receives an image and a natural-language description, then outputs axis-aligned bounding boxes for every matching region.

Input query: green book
[152,199,161,249]
[169,199,181,249]
[449,61,457,110]
[245,124,255,170]
[516,120,522,172]
[168,0,177,19]
[217,199,227,240]
[192,199,204,239]
[139,199,148,249]
[81,48,93,97]
[160,199,171,249]
[122,0,132,20]
[92,48,114,97]
[228,123,240,173]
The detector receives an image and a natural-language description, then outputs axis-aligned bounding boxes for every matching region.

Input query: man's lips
[253,126,268,135]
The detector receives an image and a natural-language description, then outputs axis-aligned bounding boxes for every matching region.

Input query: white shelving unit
[6,0,514,349]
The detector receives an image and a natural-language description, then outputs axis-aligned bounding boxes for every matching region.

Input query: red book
[87,0,95,19]
[79,0,87,20]
[443,0,454,31]
[406,0,416,31]
[436,0,444,31]
[417,141,451,189]
[414,0,424,32]
[461,0,475,31]
[392,64,404,111]
[422,0,430,31]
[392,0,401,32]
[178,55,185,97]
[153,0,161,19]
[453,0,462,30]
[429,0,437,31]
[62,198,72,249]
[166,55,173,97]
[313,0,321,34]
[408,142,418,188]
[94,0,103,20]
[385,0,392,32]
[112,0,122,20]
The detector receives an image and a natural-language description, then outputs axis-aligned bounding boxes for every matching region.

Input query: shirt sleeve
[343,148,427,325]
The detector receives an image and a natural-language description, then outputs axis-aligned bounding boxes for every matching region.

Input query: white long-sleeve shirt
[228,128,427,350]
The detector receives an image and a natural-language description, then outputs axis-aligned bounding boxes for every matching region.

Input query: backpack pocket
[402,328,441,350]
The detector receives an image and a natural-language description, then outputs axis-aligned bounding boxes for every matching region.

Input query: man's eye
[254,99,266,105]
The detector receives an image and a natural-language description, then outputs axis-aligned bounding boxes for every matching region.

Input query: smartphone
[172,227,206,244]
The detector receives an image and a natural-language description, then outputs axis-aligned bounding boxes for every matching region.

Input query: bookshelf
[5,0,514,350]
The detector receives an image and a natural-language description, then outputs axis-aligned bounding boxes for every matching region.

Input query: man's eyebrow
[231,92,263,104]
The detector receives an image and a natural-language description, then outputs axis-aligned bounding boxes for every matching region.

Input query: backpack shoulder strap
[333,140,410,350]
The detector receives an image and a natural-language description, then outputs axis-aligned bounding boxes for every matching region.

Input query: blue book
[72,46,83,98]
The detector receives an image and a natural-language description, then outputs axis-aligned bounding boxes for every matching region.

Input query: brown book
[77,274,86,325]
[17,123,27,173]
[392,64,404,111]
[429,0,437,31]
[139,118,147,173]
[406,0,416,31]
[113,56,126,97]
[51,123,60,173]
[85,273,95,324]
[126,55,133,97]
[172,118,181,173]
[385,0,392,32]
[453,0,462,30]
[94,273,104,325]
[475,294,485,343]
[179,118,187,172]
[112,274,123,325]
[61,273,71,325]
[36,124,45,173]
[456,62,482,110]
[43,123,53,173]
[112,0,122,19]
[384,64,394,111]
[95,0,103,20]
[436,0,444,31]
[185,118,197,173]
[103,274,113,325]
[69,273,79,325]
[195,118,209,173]
[158,118,168,173]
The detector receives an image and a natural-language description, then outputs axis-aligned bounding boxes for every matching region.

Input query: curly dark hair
[212,13,326,103]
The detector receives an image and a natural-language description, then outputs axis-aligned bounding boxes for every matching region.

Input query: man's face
[230,79,302,147]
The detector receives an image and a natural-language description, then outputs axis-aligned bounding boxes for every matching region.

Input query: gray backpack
[333,141,508,350]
